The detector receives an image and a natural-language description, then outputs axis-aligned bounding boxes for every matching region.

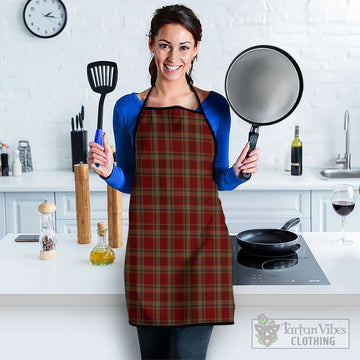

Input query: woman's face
[149,23,199,84]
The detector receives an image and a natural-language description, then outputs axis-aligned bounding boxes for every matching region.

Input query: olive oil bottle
[291,125,302,176]
[90,222,115,265]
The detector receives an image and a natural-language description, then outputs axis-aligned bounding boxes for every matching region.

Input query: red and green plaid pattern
[125,107,234,326]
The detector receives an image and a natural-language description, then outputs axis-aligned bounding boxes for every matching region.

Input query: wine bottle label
[291,147,302,175]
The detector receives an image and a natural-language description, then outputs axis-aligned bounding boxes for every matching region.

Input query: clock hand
[42,12,56,18]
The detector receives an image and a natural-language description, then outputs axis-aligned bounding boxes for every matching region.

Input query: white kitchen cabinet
[56,192,107,220]
[312,189,360,232]
[1,189,311,236]
[0,193,5,239]
[56,219,129,240]
[219,190,311,233]
[5,192,55,233]
[56,219,100,235]
[55,192,130,234]
[56,191,107,234]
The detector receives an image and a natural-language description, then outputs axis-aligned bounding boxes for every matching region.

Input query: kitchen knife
[81,105,84,123]
[76,115,79,130]
[71,117,75,131]
[79,112,83,130]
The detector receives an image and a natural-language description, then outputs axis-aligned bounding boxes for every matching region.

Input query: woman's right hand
[87,132,114,178]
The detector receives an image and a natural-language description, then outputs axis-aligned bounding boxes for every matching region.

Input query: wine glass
[331,184,355,245]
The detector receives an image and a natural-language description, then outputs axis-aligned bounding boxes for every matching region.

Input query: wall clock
[23,0,67,39]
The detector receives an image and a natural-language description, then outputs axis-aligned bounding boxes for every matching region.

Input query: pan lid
[225,45,303,126]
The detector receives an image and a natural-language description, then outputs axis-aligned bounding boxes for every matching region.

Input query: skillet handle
[239,125,259,181]
[281,217,300,231]
[292,243,301,252]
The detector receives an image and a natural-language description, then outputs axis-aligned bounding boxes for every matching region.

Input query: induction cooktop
[231,235,330,285]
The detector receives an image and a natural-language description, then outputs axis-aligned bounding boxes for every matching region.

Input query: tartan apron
[125,87,235,326]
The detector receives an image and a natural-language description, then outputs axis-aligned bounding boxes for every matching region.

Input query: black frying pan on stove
[225,45,303,180]
[236,218,301,256]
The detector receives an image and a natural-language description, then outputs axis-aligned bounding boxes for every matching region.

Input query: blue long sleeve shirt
[105,91,246,194]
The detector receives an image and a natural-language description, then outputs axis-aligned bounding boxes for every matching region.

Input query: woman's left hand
[233,142,260,178]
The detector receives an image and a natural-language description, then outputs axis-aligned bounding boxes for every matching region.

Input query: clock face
[23,0,67,38]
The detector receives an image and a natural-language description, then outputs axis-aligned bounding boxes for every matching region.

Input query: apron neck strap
[189,84,204,114]
[141,87,153,110]
[140,84,204,113]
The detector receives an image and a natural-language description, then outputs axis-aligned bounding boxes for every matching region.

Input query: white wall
[1,0,360,171]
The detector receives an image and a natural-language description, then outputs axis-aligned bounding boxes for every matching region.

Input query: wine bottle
[1,143,9,177]
[291,125,302,176]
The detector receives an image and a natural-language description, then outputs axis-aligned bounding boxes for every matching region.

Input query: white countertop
[0,233,125,296]
[233,232,360,296]
[1,232,360,305]
[1,166,360,192]
[238,166,360,191]
[0,169,107,192]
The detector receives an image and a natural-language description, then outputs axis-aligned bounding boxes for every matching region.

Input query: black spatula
[87,61,118,164]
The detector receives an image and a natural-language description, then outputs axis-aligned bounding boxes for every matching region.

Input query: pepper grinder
[74,163,91,244]
[38,201,57,260]
[107,148,123,248]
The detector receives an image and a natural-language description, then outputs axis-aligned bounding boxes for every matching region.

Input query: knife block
[71,130,88,171]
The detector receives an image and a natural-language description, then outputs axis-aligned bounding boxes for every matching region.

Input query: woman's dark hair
[148,4,202,86]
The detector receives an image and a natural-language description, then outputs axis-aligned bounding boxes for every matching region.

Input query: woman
[88,4,259,359]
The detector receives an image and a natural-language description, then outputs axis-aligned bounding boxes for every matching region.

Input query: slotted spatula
[87,61,118,161]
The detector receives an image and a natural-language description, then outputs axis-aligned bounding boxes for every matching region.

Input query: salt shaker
[38,201,57,260]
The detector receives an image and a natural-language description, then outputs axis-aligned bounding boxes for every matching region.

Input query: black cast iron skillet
[236,218,301,256]
[237,250,299,270]
[225,45,303,180]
